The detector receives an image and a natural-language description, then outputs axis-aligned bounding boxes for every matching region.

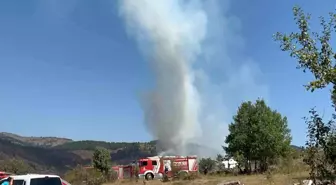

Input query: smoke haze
[118,0,269,157]
[37,0,269,157]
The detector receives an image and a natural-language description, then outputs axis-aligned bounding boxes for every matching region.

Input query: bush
[277,155,309,175]
[179,172,199,181]
[64,166,86,185]
[64,166,109,185]
[105,169,118,183]
[92,147,111,174]
[85,169,106,185]
[162,175,169,182]
[0,159,33,175]
[131,165,139,182]
[198,158,216,175]
[175,171,188,180]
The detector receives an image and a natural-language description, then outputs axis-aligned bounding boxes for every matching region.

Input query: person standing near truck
[204,166,208,175]
[165,164,169,174]
[162,161,169,181]
[0,177,12,185]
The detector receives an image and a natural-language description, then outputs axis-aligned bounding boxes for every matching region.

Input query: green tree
[198,158,216,174]
[233,151,246,173]
[225,99,291,173]
[64,165,109,185]
[274,6,336,96]
[303,108,336,183]
[92,147,111,174]
[0,158,32,175]
[216,154,224,162]
[215,154,225,172]
[274,6,336,183]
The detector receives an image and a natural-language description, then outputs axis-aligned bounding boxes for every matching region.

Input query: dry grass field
[105,172,309,185]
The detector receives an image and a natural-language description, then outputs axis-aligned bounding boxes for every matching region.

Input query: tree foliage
[274,5,336,184]
[225,99,291,173]
[303,109,336,183]
[92,147,111,174]
[64,165,116,185]
[198,158,216,174]
[0,159,33,175]
[274,6,336,95]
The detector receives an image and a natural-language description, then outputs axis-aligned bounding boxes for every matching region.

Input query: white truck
[0,174,63,185]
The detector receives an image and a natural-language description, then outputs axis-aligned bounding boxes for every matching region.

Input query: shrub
[92,147,111,174]
[85,169,106,185]
[105,169,118,183]
[131,164,139,182]
[0,158,33,175]
[179,172,199,181]
[198,158,216,175]
[64,166,108,185]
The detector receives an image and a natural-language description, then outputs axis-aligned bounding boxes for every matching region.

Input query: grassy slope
[105,172,309,185]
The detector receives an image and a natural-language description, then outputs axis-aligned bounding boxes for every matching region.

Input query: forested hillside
[0,132,302,174]
[0,132,157,173]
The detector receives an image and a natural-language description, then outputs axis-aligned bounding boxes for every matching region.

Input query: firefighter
[164,165,169,174]
[162,163,169,181]
[204,166,208,175]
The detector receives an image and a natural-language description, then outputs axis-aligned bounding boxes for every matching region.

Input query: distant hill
[0,132,303,174]
[0,137,85,173]
[291,144,304,151]
[0,132,156,173]
[0,132,72,147]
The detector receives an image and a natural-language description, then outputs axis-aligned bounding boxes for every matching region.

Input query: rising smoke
[118,0,269,157]
[35,0,268,157]
[119,0,205,155]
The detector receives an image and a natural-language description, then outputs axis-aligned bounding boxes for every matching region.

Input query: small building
[222,158,238,169]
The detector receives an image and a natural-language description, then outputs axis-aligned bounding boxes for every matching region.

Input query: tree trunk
[254,161,257,173]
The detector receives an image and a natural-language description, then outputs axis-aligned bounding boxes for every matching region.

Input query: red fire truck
[138,155,198,180]
[0,172,12,180]
[85,155,198,180]
[111,165,134,179]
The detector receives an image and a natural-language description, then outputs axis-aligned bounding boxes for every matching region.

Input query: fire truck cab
[0,172,11,180]
[138,155,198,180]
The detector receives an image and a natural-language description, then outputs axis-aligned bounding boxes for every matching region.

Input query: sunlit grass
[105,171,309,185]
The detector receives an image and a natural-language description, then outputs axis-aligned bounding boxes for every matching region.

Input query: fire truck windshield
[139,161,148,167]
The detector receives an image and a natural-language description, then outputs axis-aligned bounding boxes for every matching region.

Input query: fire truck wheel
[145,173,154,180]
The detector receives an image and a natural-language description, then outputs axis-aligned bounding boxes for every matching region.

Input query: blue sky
[0,0,334,146]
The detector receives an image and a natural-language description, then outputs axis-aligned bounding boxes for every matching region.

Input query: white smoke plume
[119,0,269,157]
[36,0,269,157]
[119,0,205,155]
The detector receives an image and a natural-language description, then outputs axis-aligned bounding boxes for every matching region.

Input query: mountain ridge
[0,132,157,173]
[0,132,303,174]
[0,132,72,147]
